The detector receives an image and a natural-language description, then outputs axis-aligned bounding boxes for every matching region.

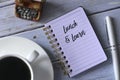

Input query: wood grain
[1,0,120,37]
[0,0,14,7]
[0,0,120,80]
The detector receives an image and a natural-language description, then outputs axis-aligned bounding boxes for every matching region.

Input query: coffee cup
[0,50,39,80]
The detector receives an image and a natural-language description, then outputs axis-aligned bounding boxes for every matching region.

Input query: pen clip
[105,19,110,46]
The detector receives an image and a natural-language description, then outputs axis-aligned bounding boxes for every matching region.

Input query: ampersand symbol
[65,36,70,43]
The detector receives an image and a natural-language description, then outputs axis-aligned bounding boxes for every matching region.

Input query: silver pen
[105,16,120,80]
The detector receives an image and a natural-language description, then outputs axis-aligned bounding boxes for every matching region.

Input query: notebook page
[45,7,107,77]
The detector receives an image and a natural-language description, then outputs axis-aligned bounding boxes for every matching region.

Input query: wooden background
[1,0,120,80]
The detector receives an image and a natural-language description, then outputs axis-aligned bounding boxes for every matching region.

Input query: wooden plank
[43,0,120,15]
[0,5,44,37]
[89,8,120,49]
[0,0,11,3]
[1,0,120,14]
[1,0,120,37]
[0,0,14,8]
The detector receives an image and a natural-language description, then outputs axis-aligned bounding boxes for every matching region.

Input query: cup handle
[26,50,39,63]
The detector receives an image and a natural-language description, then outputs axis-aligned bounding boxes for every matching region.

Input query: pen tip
[106,16,110,19]
[105,16,111,21]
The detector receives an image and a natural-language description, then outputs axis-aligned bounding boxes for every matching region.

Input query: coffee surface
[0,57,31,80]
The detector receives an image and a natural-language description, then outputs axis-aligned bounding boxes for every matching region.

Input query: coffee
[0,57,31,80]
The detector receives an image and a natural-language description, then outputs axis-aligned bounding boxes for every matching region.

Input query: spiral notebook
[43,7,107,77]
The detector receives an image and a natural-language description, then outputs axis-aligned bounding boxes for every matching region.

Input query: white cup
[0,50,39,80]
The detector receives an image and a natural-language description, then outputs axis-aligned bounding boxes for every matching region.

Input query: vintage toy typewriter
[15,0,45,21]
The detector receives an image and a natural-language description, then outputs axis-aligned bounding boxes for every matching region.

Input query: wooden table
[1,0,120,80]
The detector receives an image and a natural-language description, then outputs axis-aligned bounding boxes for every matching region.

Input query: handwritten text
[63,20,78,34]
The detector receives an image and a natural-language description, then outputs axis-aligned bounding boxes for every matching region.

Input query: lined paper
[45,7,107,77]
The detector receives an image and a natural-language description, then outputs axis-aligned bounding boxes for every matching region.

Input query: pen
[105,16,120,80]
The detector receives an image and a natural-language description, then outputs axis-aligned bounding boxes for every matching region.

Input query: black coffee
[0,57,31,80]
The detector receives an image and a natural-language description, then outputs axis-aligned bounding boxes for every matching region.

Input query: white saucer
[0,36,54,80]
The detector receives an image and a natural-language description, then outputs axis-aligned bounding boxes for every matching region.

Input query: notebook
[43,7,107,77]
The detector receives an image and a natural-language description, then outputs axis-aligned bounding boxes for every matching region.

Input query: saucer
[0,36,54,80]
